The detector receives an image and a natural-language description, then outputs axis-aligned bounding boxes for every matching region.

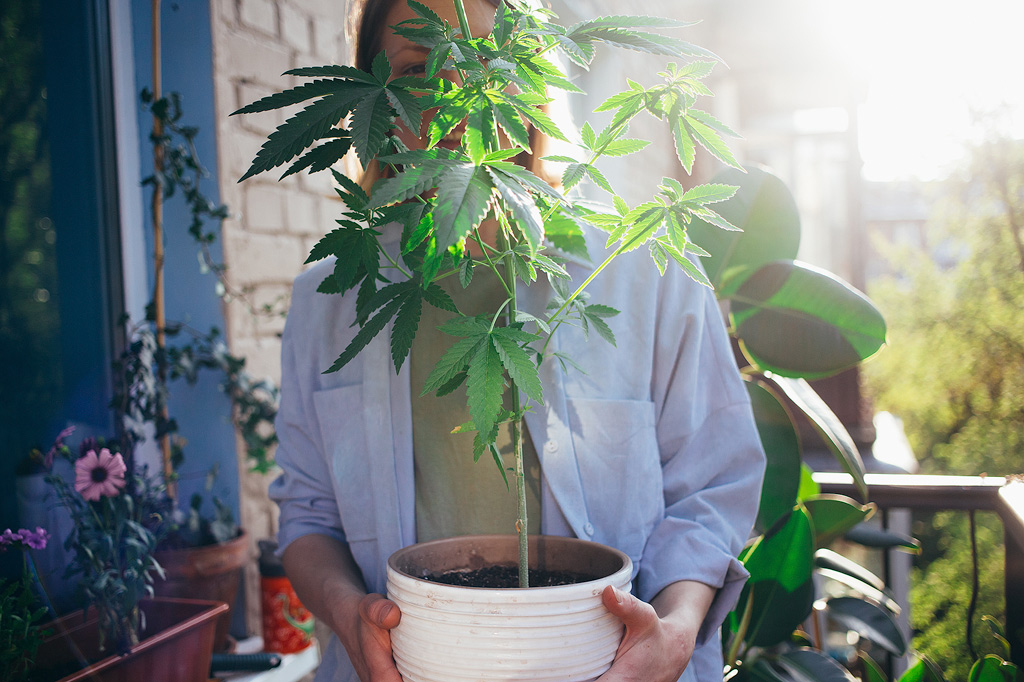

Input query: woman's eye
[402,63,427,76]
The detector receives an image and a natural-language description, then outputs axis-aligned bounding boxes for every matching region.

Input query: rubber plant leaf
[899,657,948,682]
[776,649,858,682]
[969,656,1020,682]
[738,507,815,647]
[745,379,801,533]
[730,261,887,379]
[761,373,867,501]
[844,524,921,553]
[826,596,908,656]
[688,166,800,294]
[802,494,874,548]
[859,651,888,682]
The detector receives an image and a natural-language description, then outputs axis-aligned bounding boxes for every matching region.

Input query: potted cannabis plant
[239,0,751,678]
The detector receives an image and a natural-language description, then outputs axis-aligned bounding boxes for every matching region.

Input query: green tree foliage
[864,137,1024,676]
[864,138,1024,478]
[909,512,1005,681]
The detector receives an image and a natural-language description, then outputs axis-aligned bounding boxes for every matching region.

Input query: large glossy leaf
[803,495,874,548]
[969,655,1021,682]
[815,548,886,592]
[776,649,858,682]
[746,379,801,533]
[732,659,792,682]
[860,653,888,682]
[740,508,815,647]
[731,261,887,379]
[762,374,867,501]
[899,656,948,682]
[816,568,900,616]
[826,596,907,655]
[844,524,921,552]
[688,166,801,293]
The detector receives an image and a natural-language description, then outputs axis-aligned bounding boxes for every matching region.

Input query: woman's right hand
[341,593,404,682]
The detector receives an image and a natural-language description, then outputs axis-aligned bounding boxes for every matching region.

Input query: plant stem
[725,589,754,667]
[499,240,529,588]
[452,0,473,41]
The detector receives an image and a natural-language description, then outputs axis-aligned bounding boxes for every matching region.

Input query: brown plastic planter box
[33,597,228,682]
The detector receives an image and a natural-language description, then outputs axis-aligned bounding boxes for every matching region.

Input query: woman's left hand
[595,582,714,682]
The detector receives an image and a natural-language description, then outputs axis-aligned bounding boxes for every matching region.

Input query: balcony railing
[814,473,1024,666]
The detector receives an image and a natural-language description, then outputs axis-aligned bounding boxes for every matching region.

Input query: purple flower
[0,528,23,548]
[22,527,49,550]
[0,527,47,551]
[74,448,127,501]
[44,425,76,468]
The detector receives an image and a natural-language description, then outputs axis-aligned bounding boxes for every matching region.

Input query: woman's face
[379,0,497,151]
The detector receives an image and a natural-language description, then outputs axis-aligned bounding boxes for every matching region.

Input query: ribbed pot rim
[387,534,632,592]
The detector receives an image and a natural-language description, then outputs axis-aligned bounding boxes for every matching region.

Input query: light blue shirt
[270,225,766,681]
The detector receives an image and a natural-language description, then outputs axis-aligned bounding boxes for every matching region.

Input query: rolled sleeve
[640,276,766,645]
[638,401,764,644]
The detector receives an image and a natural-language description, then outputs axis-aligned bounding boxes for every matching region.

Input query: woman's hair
[343,0,560,192]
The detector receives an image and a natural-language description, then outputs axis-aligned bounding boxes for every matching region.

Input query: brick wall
[208,0,349,637]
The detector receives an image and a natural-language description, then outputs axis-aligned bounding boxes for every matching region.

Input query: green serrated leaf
[466,339,505,442]
[562,162,586,191]
[584,164,613,193]
[280,136,353,179]
[422,333,485,395]
[240,89,368,180]
[284,64,379,81]
[487,168,544,253]
[491,98,532,150]
[325,294,404,373]
[601,138,650,157]
[491,330,543,403]
[423,282,458,313]
[391,287,423,371]
[685,112,742,170]
[433,164,495,251]
[681,182,739,205]
[351,90,395,166]
[458,256,474,287]
[672,116,697,174]
[231,79,347,116]
[583,306,616,346]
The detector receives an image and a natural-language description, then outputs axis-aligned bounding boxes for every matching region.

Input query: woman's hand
[595,582,714,682]
[281,536,405,682]
[338,593,404,682]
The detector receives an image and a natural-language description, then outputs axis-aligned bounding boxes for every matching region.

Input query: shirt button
[544,440,558,454]
[583,523,594,536]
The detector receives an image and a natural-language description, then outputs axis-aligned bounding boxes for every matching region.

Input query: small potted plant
[0,526,51,681]
[30,429,227,682]
[239,0,759,679]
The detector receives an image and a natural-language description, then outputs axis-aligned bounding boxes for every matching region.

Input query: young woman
[268,0,766,680]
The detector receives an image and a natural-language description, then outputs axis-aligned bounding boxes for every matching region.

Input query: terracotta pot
[153,529,251,651]
[387,535,632,682]
[34,597,228,682]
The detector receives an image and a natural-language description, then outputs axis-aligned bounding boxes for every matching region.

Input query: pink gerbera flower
[74,448,127,501]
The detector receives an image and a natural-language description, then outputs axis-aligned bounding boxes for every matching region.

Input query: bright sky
[819,0,1024,181]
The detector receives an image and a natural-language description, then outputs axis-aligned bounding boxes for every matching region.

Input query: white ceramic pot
[386,535,632,682]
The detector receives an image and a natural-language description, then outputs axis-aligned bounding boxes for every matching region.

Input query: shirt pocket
[565,397,665,564]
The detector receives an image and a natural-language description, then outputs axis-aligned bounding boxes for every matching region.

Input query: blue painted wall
[130,0,240,524]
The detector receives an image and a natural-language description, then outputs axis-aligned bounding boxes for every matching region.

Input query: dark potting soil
[425,565,598,588]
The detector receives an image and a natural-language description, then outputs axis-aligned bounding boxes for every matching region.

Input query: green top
[409,269,541,543]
